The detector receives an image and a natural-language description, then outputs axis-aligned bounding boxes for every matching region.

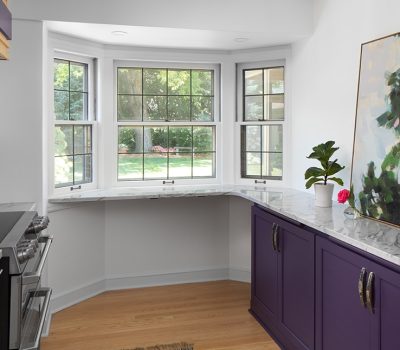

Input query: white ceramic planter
[314,183,334,207]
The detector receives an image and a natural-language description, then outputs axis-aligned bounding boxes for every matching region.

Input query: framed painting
[351,32,400,227]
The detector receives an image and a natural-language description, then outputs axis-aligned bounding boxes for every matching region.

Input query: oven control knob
[17,247,35,263]
[26,247,35,259]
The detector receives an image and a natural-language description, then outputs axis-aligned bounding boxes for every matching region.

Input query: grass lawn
[118,153,213,180]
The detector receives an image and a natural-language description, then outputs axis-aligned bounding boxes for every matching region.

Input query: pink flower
[337,189,350,204]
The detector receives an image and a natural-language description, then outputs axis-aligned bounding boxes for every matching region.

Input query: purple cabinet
[316,236,400,350]
[251,205,315,350]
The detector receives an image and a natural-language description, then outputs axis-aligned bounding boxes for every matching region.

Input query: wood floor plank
[41,281,280,350]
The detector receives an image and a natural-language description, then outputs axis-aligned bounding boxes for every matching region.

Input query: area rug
[124,342,193,350]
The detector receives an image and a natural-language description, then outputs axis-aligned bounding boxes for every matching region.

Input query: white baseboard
[44,267,248,338]
[229,268,251,283]
[50,278,106,314]
[49,268,229,315]
[106,268,229,290]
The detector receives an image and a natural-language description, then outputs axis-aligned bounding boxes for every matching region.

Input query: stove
[0,206,52,350]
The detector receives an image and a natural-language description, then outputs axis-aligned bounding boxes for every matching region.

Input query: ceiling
[46,22,307,51]
[13,0,314,50]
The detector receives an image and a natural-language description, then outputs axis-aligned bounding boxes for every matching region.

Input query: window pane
[55,125,73,156]
[146,127,168,152]
[143,96,167,121]
[54,60,69,90]
[169,127,192,151]
[245,70,263,95]
[169,153,192,178]
[244,126,261,152]
[118,95,142,121]
[119,126,143,153]
[245,152,261,177]
[73,125,92,155]
[265,67,284,94]
[54,90,69,120]
[192,96,213,121]
[262,125,283,152]
[143,68,167,95]
[193,153,214,177]
[70,62,87,92]
[118,154,143,180]
[70,92,88,121]
[264,95,284,120]
[168,96,190,121]
[262,153,283,178]
[168,70,190,95]
[193,127,214,152]
[144,153,168,179]
[55,156,73,187]
[244,96,263,120]
[118,68,142,94]
[192,70,213,95]
[74,154,92,184]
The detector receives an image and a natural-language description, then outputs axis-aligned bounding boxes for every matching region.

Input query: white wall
[11,0,313,39]
[0,20,44,210]
[228,196,252,282]
[48,202,106,312]
[104,197,229,287]
[291,0,400,195]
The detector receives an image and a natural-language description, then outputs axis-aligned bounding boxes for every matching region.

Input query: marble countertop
[48,185,400,267]
[0,202,36,212]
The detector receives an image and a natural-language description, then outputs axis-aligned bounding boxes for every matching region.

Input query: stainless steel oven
[0,208,52,350]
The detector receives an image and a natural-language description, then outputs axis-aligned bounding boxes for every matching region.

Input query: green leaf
[305,167,325,179]
[327,177,343,186]
[326,161,345,176]
[305,177,324,189]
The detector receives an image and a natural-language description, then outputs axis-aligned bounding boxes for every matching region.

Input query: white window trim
[235,59,290,187]
[111,60,222,188]
[49,51,98,195]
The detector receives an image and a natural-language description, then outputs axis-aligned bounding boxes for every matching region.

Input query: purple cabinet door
[251,206,279,325]
[278,219,315,350]
[370,259,400,349]
[316,237,374,350]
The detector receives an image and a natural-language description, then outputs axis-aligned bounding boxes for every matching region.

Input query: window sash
[238,63,285,181]
[115,63,219,183]
[53,54,96,191]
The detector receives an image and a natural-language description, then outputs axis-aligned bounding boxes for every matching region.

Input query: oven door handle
[22,236,53,285]
[21,288,52,350]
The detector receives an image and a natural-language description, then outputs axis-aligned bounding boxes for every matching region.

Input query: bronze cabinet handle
[275,225,280,252]
[271,223,277,251]
[358,267,367,307]
[366,271,375,314]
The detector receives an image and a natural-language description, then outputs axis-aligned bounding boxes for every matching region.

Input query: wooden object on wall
[0,0,11,60]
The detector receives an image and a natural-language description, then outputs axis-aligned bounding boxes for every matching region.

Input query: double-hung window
[53,56,96,190]
[239,64,285,181]
[116,65,217,182]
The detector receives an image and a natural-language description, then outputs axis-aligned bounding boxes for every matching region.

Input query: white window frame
[49,51,98,195]
[235,59,290,186]
[112,60,221,187]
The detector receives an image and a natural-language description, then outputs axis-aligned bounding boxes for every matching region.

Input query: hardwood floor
[41,281,279,350]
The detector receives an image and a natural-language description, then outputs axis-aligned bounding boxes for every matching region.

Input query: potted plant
[305,140,345,207]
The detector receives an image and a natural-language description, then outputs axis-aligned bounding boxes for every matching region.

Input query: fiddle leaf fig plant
[305,140,345,189]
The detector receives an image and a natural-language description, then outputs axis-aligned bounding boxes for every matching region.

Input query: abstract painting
[351,32,400,226]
